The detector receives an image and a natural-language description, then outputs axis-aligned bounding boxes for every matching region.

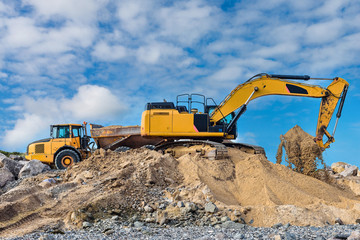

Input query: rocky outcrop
[0,168,15,187]
[19,160,51,178]
[0,157,26,178]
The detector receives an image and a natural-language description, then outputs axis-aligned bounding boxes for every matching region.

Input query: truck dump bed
[90,124,163,150]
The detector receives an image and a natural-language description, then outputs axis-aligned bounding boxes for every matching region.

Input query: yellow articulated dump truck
[25,124,93,169]
[25,73,349,169]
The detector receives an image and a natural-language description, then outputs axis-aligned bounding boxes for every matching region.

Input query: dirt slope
[1,145,360,237]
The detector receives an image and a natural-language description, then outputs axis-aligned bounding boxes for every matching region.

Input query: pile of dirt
[1,143,360,237]
[276,125,324,177]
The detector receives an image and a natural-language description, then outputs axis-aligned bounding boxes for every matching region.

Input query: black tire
[55,149,80,170]
[141,145,156,150]
[114,146,131,152]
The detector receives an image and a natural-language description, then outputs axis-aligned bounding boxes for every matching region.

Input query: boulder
[221,221,246,229]
[19,160,51,178]
[348,230,360,240]
[331,162,350,174]
[0,157,26,178]
[0,152,7,161]
[9,155,25,161]
[205,202,218,213]
[339,165,358,177]
[0,168,15,187]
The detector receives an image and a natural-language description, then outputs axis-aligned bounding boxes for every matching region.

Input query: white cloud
[209,66,244,82]
[23,0,103,24]
[2,84,128,150]
[254,42,299,58]
[92,41,128,61]
[116,0,152,36]
[157,0,219,45]
[62,85,127,119]
[305,19,344,44]
[235,132,257,145]
[2,17,43,49]
[136,42,184,64]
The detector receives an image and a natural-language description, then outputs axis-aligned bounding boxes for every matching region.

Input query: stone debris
[205,202,218,213]
[0,157,26,177]
[0,142,360,238]
[19,159,51,178]
[340,165,358,178]
[0,168,15,187]
[332,162,351,174]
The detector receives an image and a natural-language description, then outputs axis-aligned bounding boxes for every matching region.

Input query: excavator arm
[210,74,349,150]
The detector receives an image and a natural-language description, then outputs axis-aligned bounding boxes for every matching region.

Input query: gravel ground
[2,219,360,240]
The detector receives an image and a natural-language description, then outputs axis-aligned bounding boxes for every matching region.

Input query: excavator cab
[141,93,238,140]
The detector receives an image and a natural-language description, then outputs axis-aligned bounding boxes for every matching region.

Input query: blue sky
[0,0,359,166]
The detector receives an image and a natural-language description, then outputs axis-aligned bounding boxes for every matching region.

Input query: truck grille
[35,144,44,153]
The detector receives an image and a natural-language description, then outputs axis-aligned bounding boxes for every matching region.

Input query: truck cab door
[51,125,71,154]
[71,126,82,149]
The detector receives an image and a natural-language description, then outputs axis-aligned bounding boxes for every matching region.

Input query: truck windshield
[52,126,70,138]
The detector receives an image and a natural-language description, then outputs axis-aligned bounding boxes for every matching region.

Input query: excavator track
[222,142,266,155]
[155,140,228,160]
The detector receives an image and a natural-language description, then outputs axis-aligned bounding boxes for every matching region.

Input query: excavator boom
[210,74,349,150]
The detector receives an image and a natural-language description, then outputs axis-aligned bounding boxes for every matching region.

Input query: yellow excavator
[26,73,349,169]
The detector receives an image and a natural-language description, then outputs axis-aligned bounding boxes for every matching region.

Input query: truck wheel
[55,149,80,170]
[114,146,131,152]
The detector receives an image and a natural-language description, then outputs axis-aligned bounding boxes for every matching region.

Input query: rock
[221,221,245,229]
[38,234,54,240]
[272,222,283,228]
[284,232,296,240]
[0,157,25,177]
[9,155,24,161]
[134,221,144,228]
[335,217,344,225]
[156,212,168,225]
[177,201,185,208]
[185,202,197,212]
[112,215,120,221]
[158,203,166,210]
[82,221,92,228]
[274,235,281,240]
[348,230,360,240]
[19,160,51,178]
[145,217,155,223]
[234,210,241,216]
[205,202,218,213]
[39,178,56,188]
[0,168,15,187]
[333,233,350,239]
[144,205,153,212]
[339,165,358,177]
[103,229,115,235]
[331,162,350,174]
[0,152,7,161]
[221,216,230,222]
[99,148,106,157]
[82,171,93,179]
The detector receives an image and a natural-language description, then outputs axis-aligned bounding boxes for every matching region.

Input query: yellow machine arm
[210,74,349,150]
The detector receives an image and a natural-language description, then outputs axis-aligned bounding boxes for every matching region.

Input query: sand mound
[1,147,360,237]
[276,125,324,177]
